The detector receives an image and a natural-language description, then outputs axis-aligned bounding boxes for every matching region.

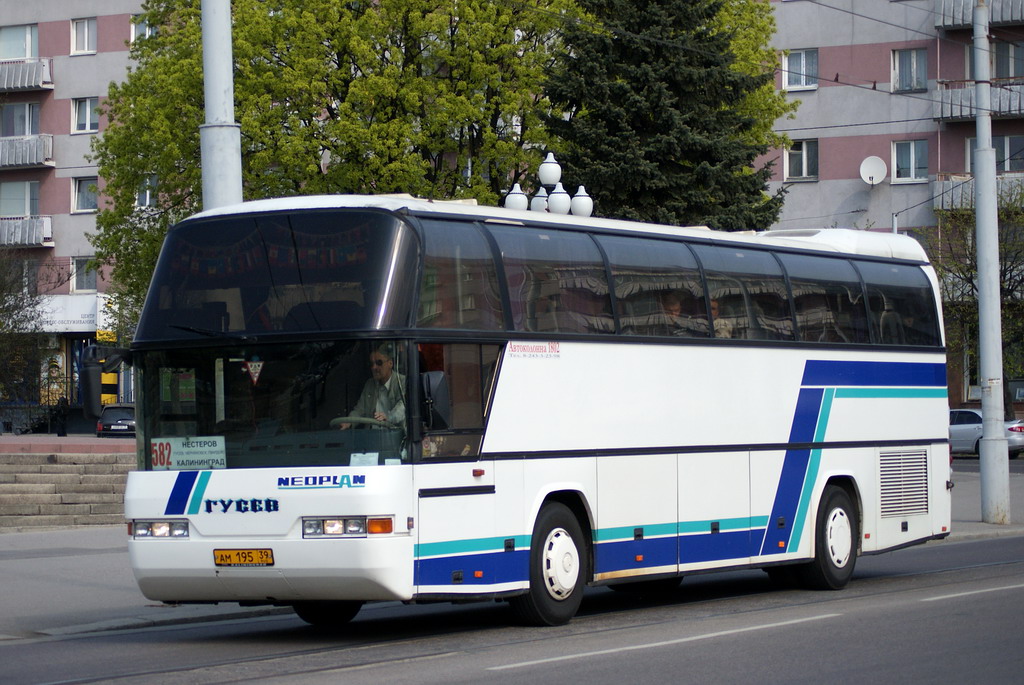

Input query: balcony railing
[0,134,53,169]
[0,58,52,91]
[936,0,1024,29]
[0,216,53,247]
[933,173,1024,210]
[935,80,1024,121]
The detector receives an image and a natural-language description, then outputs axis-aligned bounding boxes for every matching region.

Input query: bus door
[678,451,752,571]
[413,343,507,595]
[595,454,678,582]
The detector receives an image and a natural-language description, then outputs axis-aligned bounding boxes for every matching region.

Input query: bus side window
[595,234,709,338]
[488,226,613,335]
[417,343,500,459]
[856,261,941,346]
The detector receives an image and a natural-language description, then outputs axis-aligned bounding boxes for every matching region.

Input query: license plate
[111,425,128,430]
[213,548,274,567]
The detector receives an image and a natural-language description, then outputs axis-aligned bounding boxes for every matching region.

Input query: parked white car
[949,409,1024,458]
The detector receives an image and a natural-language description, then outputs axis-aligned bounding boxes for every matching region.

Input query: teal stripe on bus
[186,470,212,515]
[834,387,948,399]
[415,535,530,559]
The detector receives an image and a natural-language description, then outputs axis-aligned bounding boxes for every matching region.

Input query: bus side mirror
[81,345,132,420]
[420,371,451,431]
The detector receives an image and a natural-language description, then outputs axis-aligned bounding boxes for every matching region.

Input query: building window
[0,180,39,216]
[73,177,98,212]
[131,16,156,42]
[893,140,928,182]
[0,24,38,59]
[893,48,927,92]
[785,48,818,90]
[72,257,97,293]
[73,97,100,133]
[0,102,40,136]
[136,174,158,207]
[786,140,818,180]
[971,41,1024,80]
[968,136,1024,173]
[71,18,97,54]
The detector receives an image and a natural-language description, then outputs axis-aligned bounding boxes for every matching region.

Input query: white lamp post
[504,183,528,211]
[503,153,594,217]
[529,186,548,212]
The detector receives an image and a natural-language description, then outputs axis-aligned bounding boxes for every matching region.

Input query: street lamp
[502,153,593,217]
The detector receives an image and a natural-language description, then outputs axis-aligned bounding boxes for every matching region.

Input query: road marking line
[920,582,1024,602]
[487,614,842,671]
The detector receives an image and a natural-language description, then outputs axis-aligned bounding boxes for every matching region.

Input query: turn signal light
[367,517,393,534]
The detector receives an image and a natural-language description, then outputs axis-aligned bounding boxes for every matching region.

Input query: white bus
[88,195,951,627]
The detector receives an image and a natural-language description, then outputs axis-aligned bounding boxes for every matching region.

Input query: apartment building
[768,0,1024,406]
[1,1,143,429]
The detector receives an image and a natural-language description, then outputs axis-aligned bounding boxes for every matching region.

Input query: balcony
[0,134,53,169]
[0,216,53,248]
[933,173,1024,210]
[936,0,1024,29]
[935,80,1024,121]
[0,58,52,92]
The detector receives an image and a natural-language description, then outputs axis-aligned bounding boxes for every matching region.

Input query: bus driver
[337,344,406,431]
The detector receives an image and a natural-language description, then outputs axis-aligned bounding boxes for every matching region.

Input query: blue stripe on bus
[415,549,530,586]
[801,360,946,387]
[679,529,753,564]
[163,471,198,515]
[594,536,678,573]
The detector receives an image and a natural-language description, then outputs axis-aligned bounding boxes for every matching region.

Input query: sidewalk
[1,456,1023,640]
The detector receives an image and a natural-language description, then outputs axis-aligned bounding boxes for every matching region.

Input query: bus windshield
[134,210,418,342]
[137,340,410,469]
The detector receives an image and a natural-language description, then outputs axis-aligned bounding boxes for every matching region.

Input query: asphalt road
[1,534,1023,685]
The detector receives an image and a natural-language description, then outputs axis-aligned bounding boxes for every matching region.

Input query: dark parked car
[949,408,1024,458]
[96,403,135,438]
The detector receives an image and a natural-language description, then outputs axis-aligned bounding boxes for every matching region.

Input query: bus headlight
[302,516,393,538]
[133,520,189,538]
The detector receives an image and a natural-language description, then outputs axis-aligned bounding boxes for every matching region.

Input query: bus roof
[186,194,930,263]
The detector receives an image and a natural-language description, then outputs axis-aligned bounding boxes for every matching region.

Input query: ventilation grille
[879,450,929,518]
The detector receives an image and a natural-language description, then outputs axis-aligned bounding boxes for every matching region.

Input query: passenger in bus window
[879,299,906,344]
[337,344,406,432]
[711,299,734,338]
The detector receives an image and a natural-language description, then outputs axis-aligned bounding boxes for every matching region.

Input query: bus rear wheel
[510,502,588,626]
[292,600,363,627]
[795,485,857,590]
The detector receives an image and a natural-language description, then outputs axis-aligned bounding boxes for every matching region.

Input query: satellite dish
[859,156,887,186]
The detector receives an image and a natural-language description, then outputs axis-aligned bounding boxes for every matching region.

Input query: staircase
[0,440,136,531]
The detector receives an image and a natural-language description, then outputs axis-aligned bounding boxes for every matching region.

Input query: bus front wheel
[292,600,363,627]
[510,502,588,626]
[796,485,857,590]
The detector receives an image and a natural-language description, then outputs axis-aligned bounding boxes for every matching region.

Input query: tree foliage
[0,248,45,405]
[543,0,784,230]
[934,190,1024,413]
[714,0,796,150]
[91,0,583,316]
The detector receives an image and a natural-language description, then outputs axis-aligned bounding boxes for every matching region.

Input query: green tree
[91,0,582,314]
[544,0,784,230]
[714,0,796,151]
[0,248,45,408]
[933,192,1024,417]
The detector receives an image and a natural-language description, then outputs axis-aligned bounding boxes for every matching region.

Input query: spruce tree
[545,0,784,230]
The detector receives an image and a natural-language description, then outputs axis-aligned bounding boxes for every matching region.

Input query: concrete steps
[0,448,137,531]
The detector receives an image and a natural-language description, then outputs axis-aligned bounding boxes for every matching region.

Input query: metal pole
[200,0,243,210]
[973,0,1010,524]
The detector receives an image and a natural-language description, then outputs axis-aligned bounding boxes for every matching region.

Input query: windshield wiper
[168,325,255,342]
